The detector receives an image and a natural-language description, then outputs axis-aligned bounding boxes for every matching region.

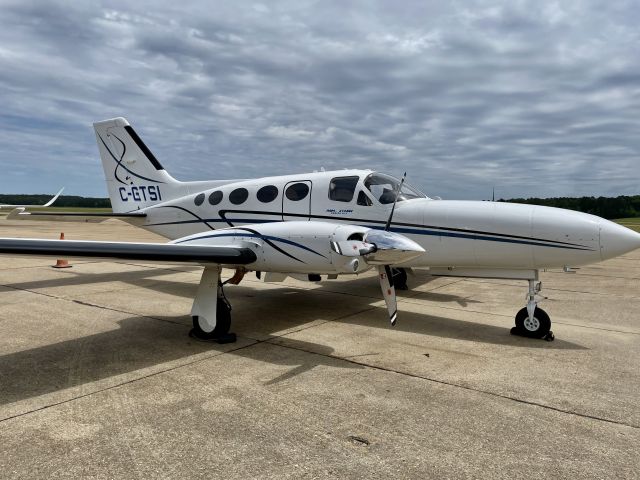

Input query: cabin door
[282,180,312,221]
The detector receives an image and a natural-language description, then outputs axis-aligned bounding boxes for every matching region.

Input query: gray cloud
[0,0,638,200]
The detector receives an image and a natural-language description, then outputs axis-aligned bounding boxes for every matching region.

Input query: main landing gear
[189,266,237,344]
[510,278,555,341]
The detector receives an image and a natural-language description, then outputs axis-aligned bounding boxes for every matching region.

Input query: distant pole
[492,187,495,202]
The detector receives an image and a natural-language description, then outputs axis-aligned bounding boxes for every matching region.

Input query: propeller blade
[384,172,406,231]
[378,265,398,326]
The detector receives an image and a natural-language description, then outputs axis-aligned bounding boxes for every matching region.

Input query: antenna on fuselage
[384,172,406,231]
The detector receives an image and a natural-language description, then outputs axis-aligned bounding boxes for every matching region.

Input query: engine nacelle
[172,221,374,274]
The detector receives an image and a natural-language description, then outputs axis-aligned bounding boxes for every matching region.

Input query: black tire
[191,299,231,339]
[514,307,551,338]
[391,268,408,290]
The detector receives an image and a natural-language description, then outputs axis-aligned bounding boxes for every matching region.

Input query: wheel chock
[510,326,555,341]
[215,333,237,344]
[189,330,237,344]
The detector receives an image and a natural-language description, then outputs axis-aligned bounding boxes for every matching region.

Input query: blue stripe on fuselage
[151,217,595,251]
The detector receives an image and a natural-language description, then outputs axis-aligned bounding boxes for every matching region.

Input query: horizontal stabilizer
[0,238,257,265]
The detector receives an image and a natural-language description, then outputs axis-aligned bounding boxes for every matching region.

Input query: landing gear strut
[510,278,554,341]
[190,266,237,343]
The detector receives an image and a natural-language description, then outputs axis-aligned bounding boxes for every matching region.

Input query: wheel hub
[523,315,540,332]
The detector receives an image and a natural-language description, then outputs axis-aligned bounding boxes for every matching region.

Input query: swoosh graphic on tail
[98,133,165,185]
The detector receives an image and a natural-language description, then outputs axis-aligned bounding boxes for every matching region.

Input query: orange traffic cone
[52,232,72,269]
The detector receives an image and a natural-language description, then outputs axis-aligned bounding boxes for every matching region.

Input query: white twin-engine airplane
[0,187,64,210]
[2,117,640,343]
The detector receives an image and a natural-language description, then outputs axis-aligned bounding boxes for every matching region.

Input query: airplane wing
[0,238,257,265]
[0,221,425,339]
[0,187,64,210]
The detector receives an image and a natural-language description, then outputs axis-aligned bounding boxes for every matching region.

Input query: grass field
[614,218,640,232]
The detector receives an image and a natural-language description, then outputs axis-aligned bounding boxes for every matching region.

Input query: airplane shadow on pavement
[0,265,587,405]
[227,283,587,351]
[0,314,359,407]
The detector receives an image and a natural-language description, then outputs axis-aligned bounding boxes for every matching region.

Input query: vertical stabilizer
[93,117,181,213]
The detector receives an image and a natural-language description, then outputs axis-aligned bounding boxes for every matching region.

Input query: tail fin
[93,117,181,213]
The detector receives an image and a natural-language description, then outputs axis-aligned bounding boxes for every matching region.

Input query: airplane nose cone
[599,220,640,260]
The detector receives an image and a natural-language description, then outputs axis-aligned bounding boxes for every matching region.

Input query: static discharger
[52,232,72,269]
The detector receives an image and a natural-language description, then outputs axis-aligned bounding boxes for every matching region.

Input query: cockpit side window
[364,173,426,204]
[357,190,373,206]
[329,176,359,202]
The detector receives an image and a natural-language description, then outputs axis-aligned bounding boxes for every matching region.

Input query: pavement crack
[71,299,186,326]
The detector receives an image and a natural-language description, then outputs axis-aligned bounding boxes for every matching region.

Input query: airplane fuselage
[134,169,636,271]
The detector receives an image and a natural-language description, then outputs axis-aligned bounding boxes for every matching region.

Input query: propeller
[330,231,423,265]
[378,172,408,327]
[331,173,424,326]
[331,238,402,326]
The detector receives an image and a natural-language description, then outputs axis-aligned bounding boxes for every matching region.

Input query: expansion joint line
[0,283,185,326]
[269,341,639,431]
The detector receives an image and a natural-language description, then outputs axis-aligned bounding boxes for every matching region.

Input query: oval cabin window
[208,191,223,205]
[229,188,249,205]
[257,185,279,203]
[285,182,310,201]
[194,193,205,206]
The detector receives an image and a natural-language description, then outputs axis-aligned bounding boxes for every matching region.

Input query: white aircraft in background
[0,187,64,210]
[2,117,640,343]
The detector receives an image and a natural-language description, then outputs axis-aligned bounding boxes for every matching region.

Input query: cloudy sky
[0,0,638,200]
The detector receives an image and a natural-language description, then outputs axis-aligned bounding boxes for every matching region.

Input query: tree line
[0,194,111,208]
[1,193,639,219]
[499,195,640,219]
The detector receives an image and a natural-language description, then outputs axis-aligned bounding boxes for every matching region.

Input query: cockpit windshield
[363,173,427,204]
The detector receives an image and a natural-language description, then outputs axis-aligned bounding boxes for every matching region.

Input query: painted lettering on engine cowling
[118,186,162,202]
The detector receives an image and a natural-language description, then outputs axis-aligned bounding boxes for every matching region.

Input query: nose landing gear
[511,279,555,341]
